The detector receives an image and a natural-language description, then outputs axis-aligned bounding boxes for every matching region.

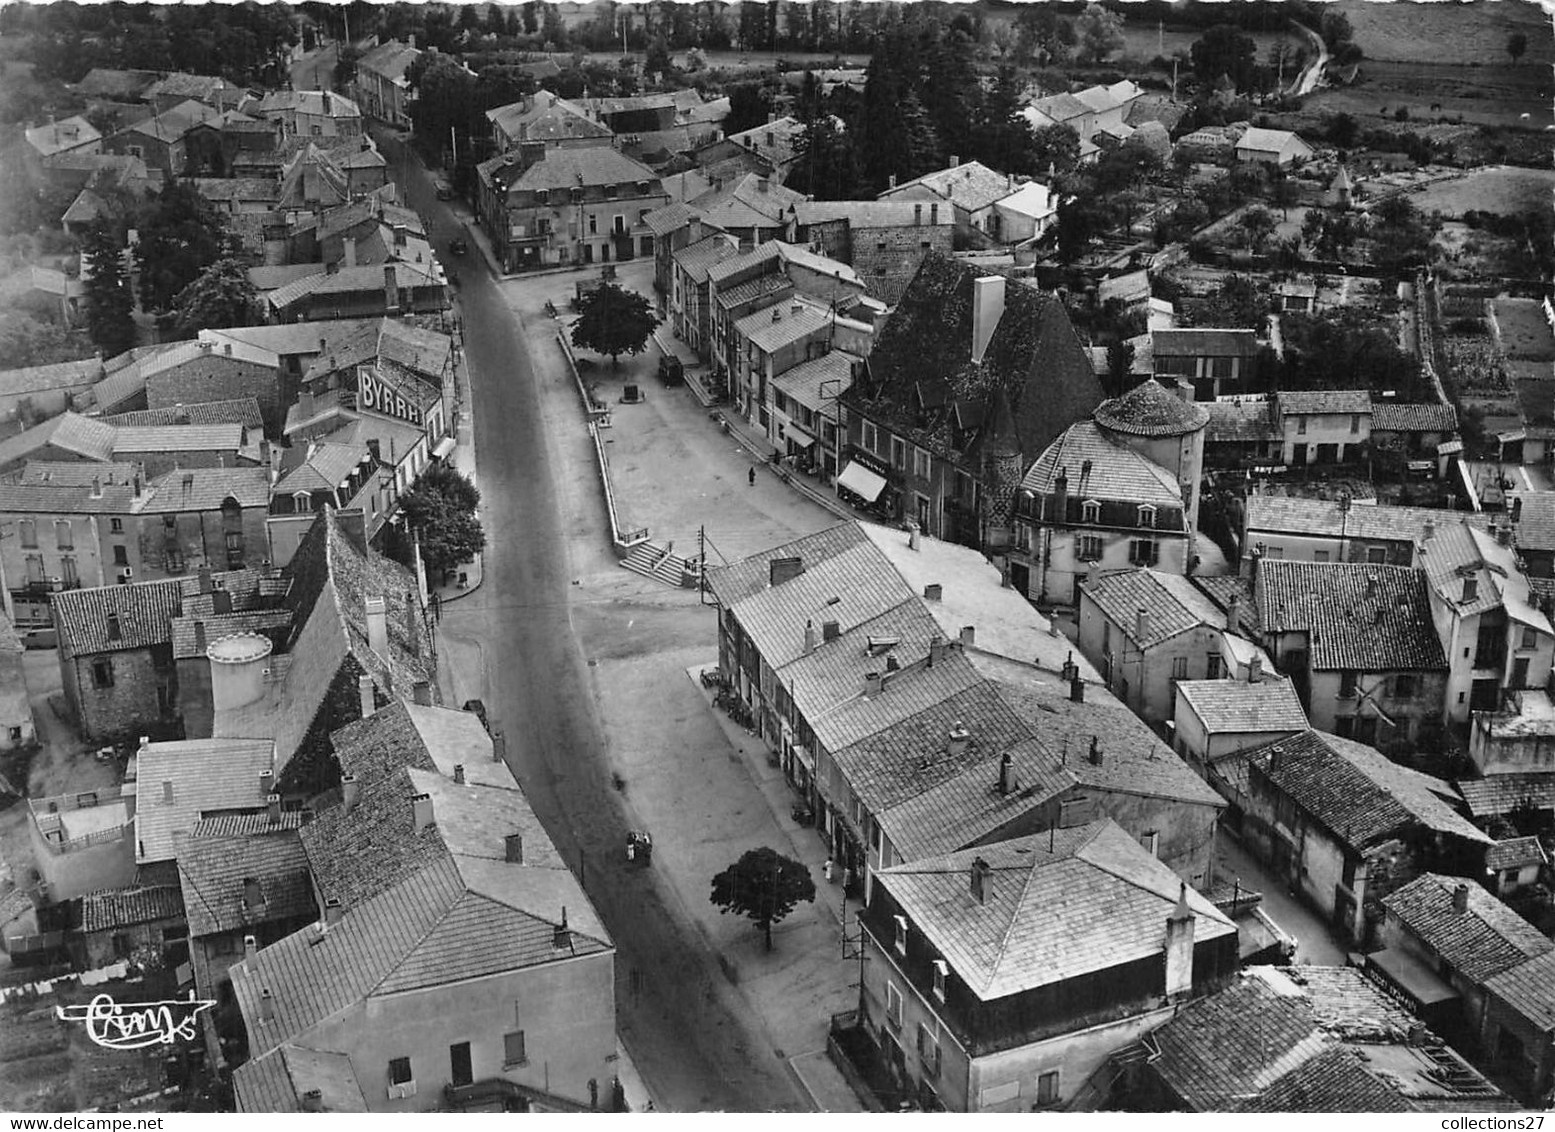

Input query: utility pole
[698,525,707,604]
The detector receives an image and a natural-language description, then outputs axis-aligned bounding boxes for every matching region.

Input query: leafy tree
[1190,24,1259,92]
[522,1,540,36]
[1192,274,1268,329]
[133,184,231,313]
[1015,4,1073,66]
[709,846,815,951]
[1074,3,1125,67]
[396,463,486,577]
[788,110,861,201]
[1507,31,1528,65]
[1239,206,1279,252]
[571,284,660,369]
[81,222,137,357]
[1029,123,1082,179]
[645,33,673,79]
[1325,111,1358,148]
[334,43,361,90]
[0,312,92,369]
[408,52,483,164]
[1281,307,1422,394]
[174,257,258,334]
[725,83,770,135]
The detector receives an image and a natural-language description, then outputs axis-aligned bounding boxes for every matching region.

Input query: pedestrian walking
[748,464,756,487]
[824,857,835,883]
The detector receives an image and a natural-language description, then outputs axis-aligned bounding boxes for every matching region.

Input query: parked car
[449,236,469,256]
[434,178,454,200]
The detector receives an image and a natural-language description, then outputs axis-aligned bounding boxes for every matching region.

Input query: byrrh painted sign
[359,367,425,427]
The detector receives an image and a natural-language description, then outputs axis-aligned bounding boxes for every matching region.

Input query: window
[449,1041,472,1089]
[891,436,907,470]
[913,447,931,480]
[1078,534,1103,561]
[388,1057,413,1086]
[917,1023,942,1077]
[1313,549,1330,563]
[61,556,77,587]
[931,959,947,1001]
[1143,831,1160,857]
[1137,505,1156,529]
[91,659,114,689]
[1394,674,1416,700]
[588,214,598,235]
[18,520,36,548]
[1206,654,1223,679]
[1263,546,1284,560]
[1366,546,1387,564]
[1350,413,1361,434]
[1340,670,1359,698]
[1296,415,1307,435]
[885,982,903,1029]
[113,545,128,566]
[1342,856,1358,889]
[893,914,908,954]
[1128,539,1158,567]
[1081,500,1101,524]
[1522,627,1538,650]
[1015,522,1032,553]
[1171,656,1188,681]
[110,518,123,533]
[1036,1071,1060,1106]
[613,214,627,235]
[860,419,878,454]
[503,1031,527,1067]
[1355,715,1377,745]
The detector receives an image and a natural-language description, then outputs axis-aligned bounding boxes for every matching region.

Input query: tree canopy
[1190,24,1260,92]
[81,222,137,358]
[709,846,815,951]
[571,284,661,368]
[174,257,259,335]
[133,184,232,314]
[1074,3,1125,66]
[396,462,486,577]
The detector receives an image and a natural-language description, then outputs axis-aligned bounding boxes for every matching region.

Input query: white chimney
[364,595,389,657]
[959,625,975,649]
[411,792,434,832]
[908,524,921,551]
[803,619,817,655]
[243,934,257,960]
[1164,883,1196,998]
[970,275,1006,365]
[948,721,969,758]
[865,671,884,696]
[453,764,465,784]
[342,773,360,812]
[357,673,376,717]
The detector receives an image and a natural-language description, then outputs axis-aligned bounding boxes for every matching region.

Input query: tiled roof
[736,297,838,354]
[875,821,1235,1001]
[1238,1044,1410,1113]
[1487,836,1547,872]
[0,479,141,515]
[1153,328,1259,357]
[1511,492,1555,552]
[1022,421,1184,509]
[1206,400,1279,443]
[672,233,741,284]
[1255,561,1447,671]
[1382,873,1552,982]
[0,411,118,469]
[1246,731,1490,850]
[171,610,292,659]
[111,423,243,453]
[483,145,659,196]
[76,68,161,99]
[135,738,276,864]
[1245,495,1471,544]
[1456,772,1555,818]
[1373,402,1458,433]
[139,466,270,512]
[53,579,183,657]
[254,89,360,119]
[880,160,1016,214]
[1174,677,1308,736]
[771,350,857,414]
[706,521,869,607]
[1420,518,1550,628]
[189,812,305,839]
[104,398,265,430]
[1080,569,1227,649]
[0,358,103,399]
[79,885,185,933]
[25,116,102,156]
[1279,389,1372,415]
[1236,126,1309,154]
[688,172,804,227]
[266,261,442,311]
[235,765,611,1060]
[1094,379,1209,437]
[234,1044,367,1114]
[641,200,701,237]
[274,440,368,495]
[1483,949,1555,1033]
[793,200,934,230]
[177,827,314,937]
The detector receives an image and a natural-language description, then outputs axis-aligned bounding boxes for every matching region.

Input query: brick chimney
[768,556,803,587]
[959,625,975,648]
[864,671,884,696]
[1070,676,1085,702]
[924,583,942,601]
[1164,883,1196,998]
[997,750,1016,795]
[1136,607,1151,642]
[259,987,274,1023]
[342,773,360,812]
[803,619,817,655]
[1249,654,1263,683]
[198,565,214,594]
[266,792,282,824]
[244,934,257,960]
[1453,882,1470,913]
[324,896,343,925]
[492,729,507,763]
[948,720,969,758]
[1226,592,1241,635]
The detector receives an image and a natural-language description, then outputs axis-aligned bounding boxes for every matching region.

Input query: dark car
[434,178,454,200]
[449,236,469,256]
[462,699,489,733]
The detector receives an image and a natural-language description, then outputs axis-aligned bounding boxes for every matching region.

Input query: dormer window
[932,959,948,1000]
[1081,500,1101,524]
[893,914,908,954]
[570,187,584,203]
[605,183,618,199]
[534,189,549,205]
[636,180,649,195]
[1138,505,1157,529]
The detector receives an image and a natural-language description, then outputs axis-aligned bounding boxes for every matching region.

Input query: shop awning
[836,461,886,503]
[1367,946,1460,1008]
[785,425,816,449]
[792,742,815,775]
[432,436,457,460]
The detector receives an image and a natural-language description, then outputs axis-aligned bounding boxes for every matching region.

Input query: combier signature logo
[55,991,216,1050]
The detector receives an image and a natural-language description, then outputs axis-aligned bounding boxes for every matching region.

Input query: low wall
[560,330,648,554]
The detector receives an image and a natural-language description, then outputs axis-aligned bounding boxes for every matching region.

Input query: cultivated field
[1305,58,1553,130]
[1494,297,1555,361]
[1411,165,1555,217]
[1336,0,1554,66]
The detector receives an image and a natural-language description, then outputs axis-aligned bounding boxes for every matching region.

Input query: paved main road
[381,134,811,1112]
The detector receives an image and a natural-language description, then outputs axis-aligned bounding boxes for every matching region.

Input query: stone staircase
[621,540,692,588]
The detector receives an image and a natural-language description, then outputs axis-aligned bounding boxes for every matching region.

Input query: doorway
[450,1041,473,1088]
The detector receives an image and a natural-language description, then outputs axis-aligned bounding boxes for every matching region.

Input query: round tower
[208,632,274,715]
[1093,380,1210,547]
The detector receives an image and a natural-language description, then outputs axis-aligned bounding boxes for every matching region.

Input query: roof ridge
[981,824,1100,996]
[360,857,466,997]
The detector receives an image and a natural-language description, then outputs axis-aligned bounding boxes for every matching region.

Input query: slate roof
[111,423,243,454]
[356,40,420,84]
[234,764,611,1063]
[1022,421,1184,509]
[736,297,838,354]
[688,172,804,229]
[53,579,183,657]
[1175,677,1308,736]
[104,398,264,430]
[134,738,277,864]
[1246,731,1490,850]
[234,1044,368,1113]
[1255,561,1447,671]
[79,885,185,933]
[672,233,741,284]
[1373,402,1459,433]
[76,68,161,100]
[1483,949,1555,1034]
[1280,389,1372,415]
[1236,126,1311,155]
[0,358,103,399]
[177,827,314,937]
[25,116,102,157]
[1245,495,1471,545]
[254,90,361,120]
[482,145,660,198]
[267,261,443,312]
[792,200,935,230]
[1383,873,1552,982]
[140,466,270,511]
[1153,328,1259,357]
[852,253,1103,477]
[1080,569,1228,649]
[876,821,1234,1001]
[486,95,610,143]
